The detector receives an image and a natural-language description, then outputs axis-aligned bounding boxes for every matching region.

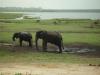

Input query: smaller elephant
[12,32,32,47]
[35,30,64,53]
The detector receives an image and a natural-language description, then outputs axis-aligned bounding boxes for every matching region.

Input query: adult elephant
[35,30,64,53]
[12,32,32,47]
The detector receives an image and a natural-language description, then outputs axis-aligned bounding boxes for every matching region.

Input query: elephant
[12,32,32,47]
[35,30,64,53]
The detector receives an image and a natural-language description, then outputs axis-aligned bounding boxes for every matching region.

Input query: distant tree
[36,19,40,23]
[90,20,100,28]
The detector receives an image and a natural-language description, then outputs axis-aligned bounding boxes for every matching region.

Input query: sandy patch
[0,63,100,75]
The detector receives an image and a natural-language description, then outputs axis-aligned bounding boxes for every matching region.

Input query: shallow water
[64,47,95,53]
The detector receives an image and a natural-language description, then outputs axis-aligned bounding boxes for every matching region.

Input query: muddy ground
[0,43,100,57]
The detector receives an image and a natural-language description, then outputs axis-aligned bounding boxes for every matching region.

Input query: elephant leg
[19,39,22,46]
[42,40,47,52]
[58,45,62,53]
[61,40,64,50]
[29,40,32,47]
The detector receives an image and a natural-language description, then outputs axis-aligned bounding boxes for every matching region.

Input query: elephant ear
[40,31,44,35]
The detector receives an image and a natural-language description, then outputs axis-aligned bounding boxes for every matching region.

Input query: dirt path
[0,63,100,75]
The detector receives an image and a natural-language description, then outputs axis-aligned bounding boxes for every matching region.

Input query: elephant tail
[61,39,64,49]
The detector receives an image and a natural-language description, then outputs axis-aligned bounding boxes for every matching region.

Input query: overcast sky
[0,0,100,9]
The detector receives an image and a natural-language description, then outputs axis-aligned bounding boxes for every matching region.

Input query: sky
[0,0,100,9]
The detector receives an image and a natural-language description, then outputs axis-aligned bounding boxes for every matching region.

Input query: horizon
[0,0,100,9]
[0,7,100,10]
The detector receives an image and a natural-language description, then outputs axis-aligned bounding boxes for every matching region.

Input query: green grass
[62,33,100,45]
[14,73,22,75]
[0,19,100,32]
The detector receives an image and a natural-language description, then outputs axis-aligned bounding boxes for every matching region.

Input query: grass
[0,19,100,32]
[0,73,22,75]
[14,73,22,75]
[62,33,100,45]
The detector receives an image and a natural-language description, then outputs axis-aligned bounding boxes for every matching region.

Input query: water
[64,47,95,53]
[23,12,100,19]
[3,11,100,19]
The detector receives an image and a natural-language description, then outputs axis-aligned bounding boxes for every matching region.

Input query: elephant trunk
[35,36,39,50]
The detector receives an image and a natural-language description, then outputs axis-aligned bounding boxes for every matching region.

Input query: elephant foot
[43,50,47,52]
[29,44,32,47]
[43,49,47,52]
[58,51,62,53]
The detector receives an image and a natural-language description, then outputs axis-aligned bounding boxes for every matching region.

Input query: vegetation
[14,73,22,75]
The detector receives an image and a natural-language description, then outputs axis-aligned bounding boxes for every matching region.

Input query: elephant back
[20,32,32,40]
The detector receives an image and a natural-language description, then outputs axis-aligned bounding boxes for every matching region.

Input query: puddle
[64,47,96,53]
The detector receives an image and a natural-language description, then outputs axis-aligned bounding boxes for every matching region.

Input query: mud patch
[0,43,100,57]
